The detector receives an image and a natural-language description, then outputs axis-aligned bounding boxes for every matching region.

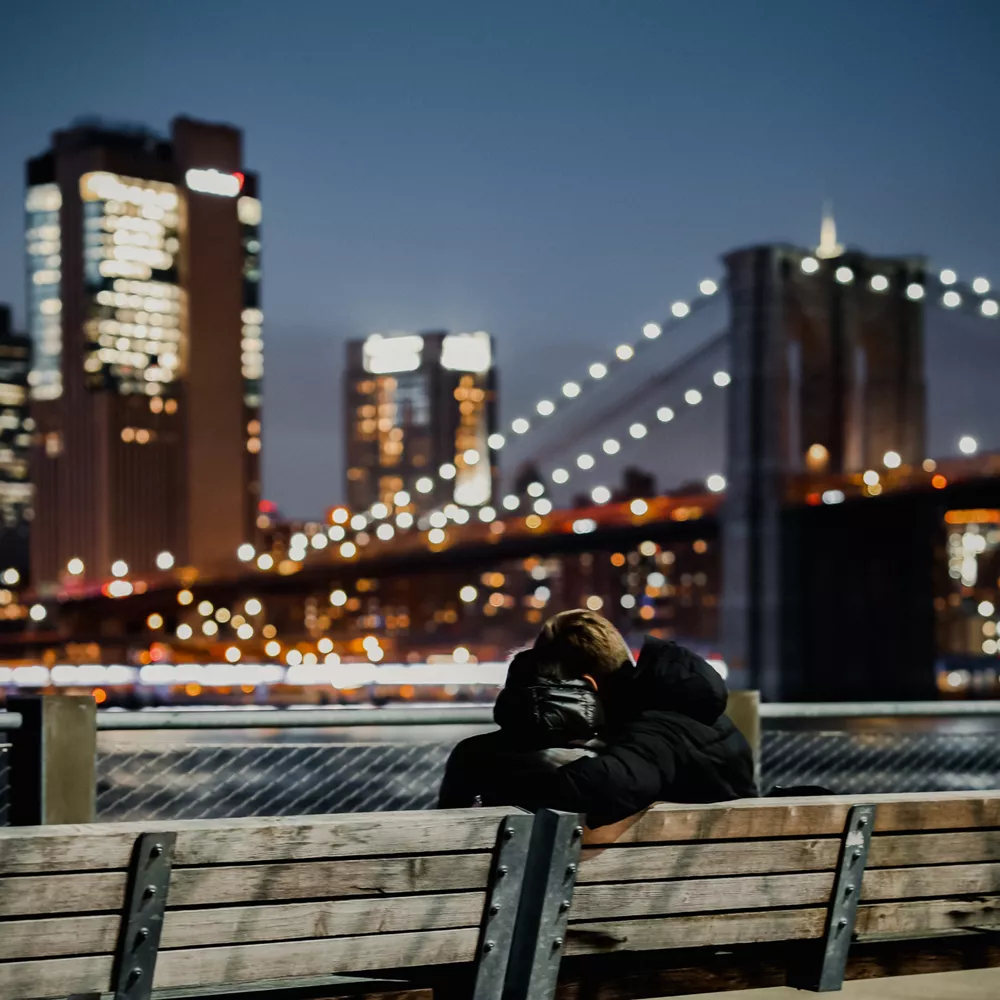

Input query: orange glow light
[399,684,415,699]
[185,682,202,697]
[93,687,107,705]
[932,475,948,490]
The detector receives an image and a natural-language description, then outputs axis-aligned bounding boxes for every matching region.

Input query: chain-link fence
[96,741,452,821]
[2,724,998,826]
[89,728,1000,822]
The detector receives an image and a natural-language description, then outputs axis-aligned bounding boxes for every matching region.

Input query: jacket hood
[493,677,604,747]
[615,637,728,725]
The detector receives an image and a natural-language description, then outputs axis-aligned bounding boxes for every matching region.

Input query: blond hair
[533,609,632,678]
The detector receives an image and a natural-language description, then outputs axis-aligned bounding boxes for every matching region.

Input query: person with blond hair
[439,609,756,827]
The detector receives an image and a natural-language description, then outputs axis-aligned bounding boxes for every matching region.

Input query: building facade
[344,331,497,516]
[25,117,262,588]
[0,305,33,580]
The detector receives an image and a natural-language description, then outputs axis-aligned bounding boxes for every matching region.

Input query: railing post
[8,694,97,825]
[726,689,761,790]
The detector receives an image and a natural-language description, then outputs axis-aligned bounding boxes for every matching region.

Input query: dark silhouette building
[721,215,927,697]
[25,117,262,589]
[0,305,32,581]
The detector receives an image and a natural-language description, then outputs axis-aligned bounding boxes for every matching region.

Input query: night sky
[1,1,998,516]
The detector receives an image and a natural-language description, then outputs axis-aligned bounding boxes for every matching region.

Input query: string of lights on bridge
[28,255,996,609]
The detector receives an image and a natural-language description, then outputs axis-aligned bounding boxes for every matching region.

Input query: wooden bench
[0,807,535,1000]
[536,790,1000,998]
[1,791,998,1000]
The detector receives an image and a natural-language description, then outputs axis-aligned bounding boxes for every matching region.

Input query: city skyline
[1,1,998,516]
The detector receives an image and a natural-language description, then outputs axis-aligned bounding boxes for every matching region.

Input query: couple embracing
[439,609,757,828]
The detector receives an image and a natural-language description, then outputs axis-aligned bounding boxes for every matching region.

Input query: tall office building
[721,216,926,696]
[26,117,262,588]
[0,305,33,578]
[344,331,497,515]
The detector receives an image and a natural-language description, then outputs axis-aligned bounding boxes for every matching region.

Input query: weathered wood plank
[856,895,1000,939]
[0,891,487,960]
[153,927,480,991]
[0,853,490,918]
[584,792,1000,845]
[0,807,513,875]
[868,830,1000,868]
[862,862,1000,901]
[0,871,128,917]
[0,913,118,961]
[575,829,1000,884]
[571,871,834,920]
[564,906,826,955]
[578,838,840,882]
[0,927,479,999]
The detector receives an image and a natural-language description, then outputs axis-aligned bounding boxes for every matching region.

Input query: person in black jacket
[438,646,605,808]
[441,610,757,826]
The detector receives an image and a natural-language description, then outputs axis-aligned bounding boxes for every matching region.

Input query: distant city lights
[699,279,718,295]
[416,477,434,493]
[939,269,957,285]
[591,486,611,504]
[439,463,457,479]
[237,543,255,562]
[822,490,845,505]
[156,551,175,570]
[502,494,520,510]
[982,300,999,317]
[883,451,902,469]
[684,389,702,405]
[533,498,552,515]
[800,256,820,274]
[906,283,925,300]
[536,400,555,416]
[459,585,478,603]
[511,418,530,434]
[713,371,731,387]
[972,277,990,294]
[527,482,545,498]
[602,439,620,454]
[629,499,648,516]
[643,323,661,339]
[671,301,690,318]
[487,433,505,450]
[656,406,674,423]
[706,474,726,493]
[576,453,595,470]
[29,604,46,622]
[870,274,889,292]
[959,435,978,455]
[589,362,607,379]
[979,601,996,618]
[616,345,634,361]
[835,266,854,284]
[111,560,128,578]
[67,558,85,576]
[629,423,647,439]
[942,291,961,308]
[257,553,274,570]
[862,470,880,486]
[551,468,570,484]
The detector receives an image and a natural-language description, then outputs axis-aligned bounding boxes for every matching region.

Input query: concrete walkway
[677,968,1000,998]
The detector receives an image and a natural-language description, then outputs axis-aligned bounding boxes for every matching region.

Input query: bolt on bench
[0,791,998,1000]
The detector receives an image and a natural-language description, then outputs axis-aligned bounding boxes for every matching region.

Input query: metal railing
[3,701,1000,825]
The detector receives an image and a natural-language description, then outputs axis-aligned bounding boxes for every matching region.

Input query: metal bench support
[113,832,176,1000]
[816,803,876,992]
[503,809,583,1000]
[472,813,535,1000]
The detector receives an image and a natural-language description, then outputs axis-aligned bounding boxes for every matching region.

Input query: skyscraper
[344,331,497,516]
[0,305,33,580]
[25,117,262,589]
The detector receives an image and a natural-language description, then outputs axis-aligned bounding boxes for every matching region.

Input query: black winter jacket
[438,676,604,809]
[440,638,757,826]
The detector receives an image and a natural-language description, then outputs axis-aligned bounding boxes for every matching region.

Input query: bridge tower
[721,221,926,698]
